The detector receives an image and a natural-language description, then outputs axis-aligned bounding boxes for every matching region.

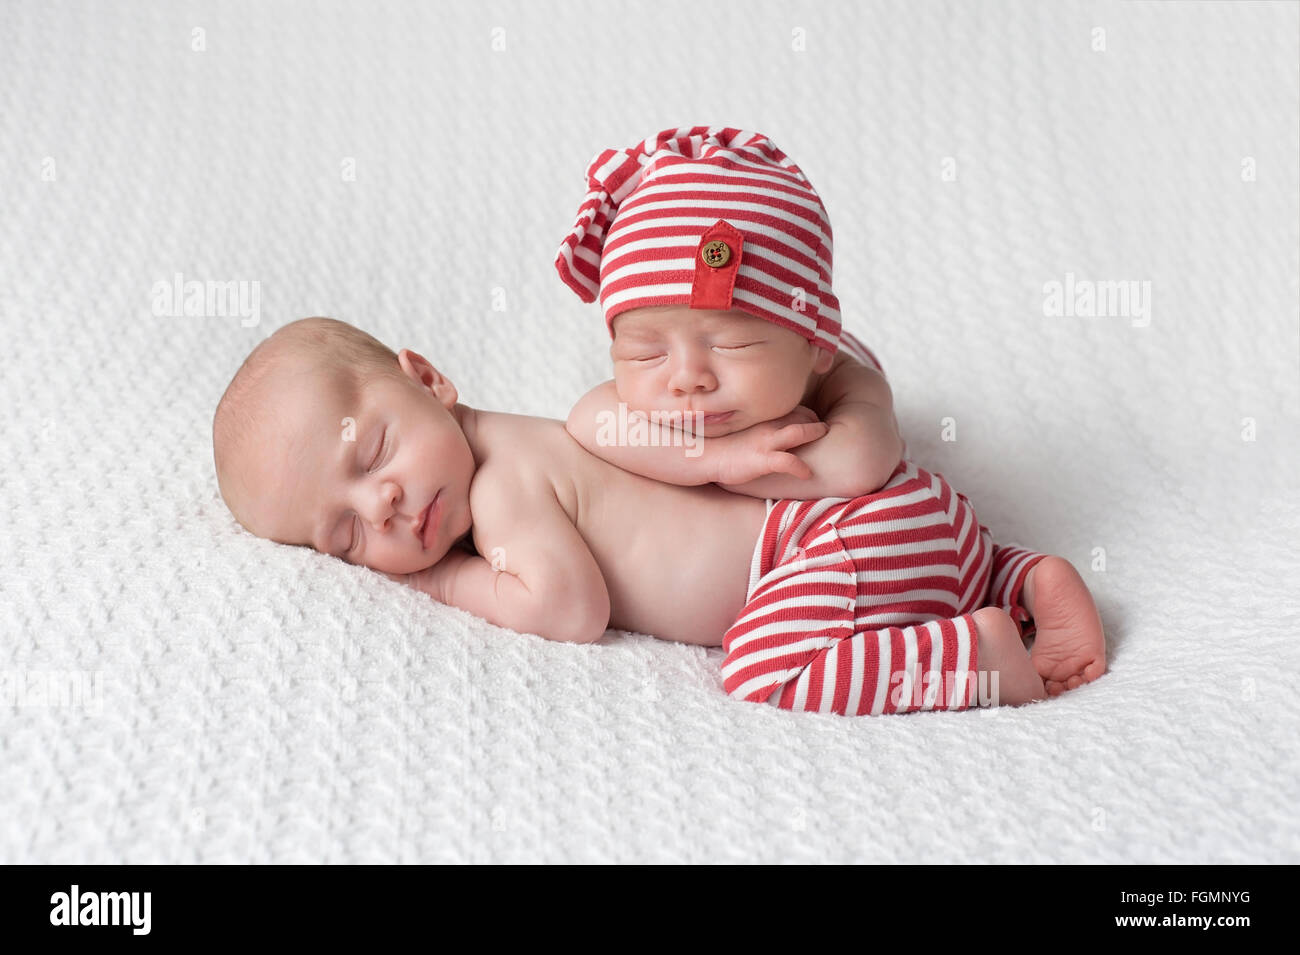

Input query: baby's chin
[698,416,747,438]
[355,548,443,576]
[627,406,745,437]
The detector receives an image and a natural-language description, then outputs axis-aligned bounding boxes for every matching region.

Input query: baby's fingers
[772,421,829,450]
[766,451,814,480]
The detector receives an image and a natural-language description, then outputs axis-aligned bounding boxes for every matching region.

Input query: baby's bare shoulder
[813,350,894,412]
[469,412,582,510]
[466,415,605,602]
[479,410,567,448]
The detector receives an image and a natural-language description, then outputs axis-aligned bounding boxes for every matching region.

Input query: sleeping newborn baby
[554,125,1107,699]
[212,315,1103,715]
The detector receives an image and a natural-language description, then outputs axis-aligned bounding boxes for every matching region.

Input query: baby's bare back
[471,412,766,645]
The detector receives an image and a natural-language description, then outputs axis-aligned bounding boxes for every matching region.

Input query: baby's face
[233,349,476,575]
[609,306,832,436]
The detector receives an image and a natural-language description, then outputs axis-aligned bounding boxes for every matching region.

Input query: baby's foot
[1021,556,1107,696]
[971,606,1046,706]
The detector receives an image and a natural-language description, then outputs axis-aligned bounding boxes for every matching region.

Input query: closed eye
[367,430,387,472]
[342,429,388,558]
[713,342,757,351]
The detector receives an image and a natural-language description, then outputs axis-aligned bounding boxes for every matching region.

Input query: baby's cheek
[760,374,807,420]
[734,366,785,409]
[615,376,655,412]
[610,370,637,405]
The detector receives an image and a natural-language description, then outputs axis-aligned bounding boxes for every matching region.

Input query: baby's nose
[668,361,717,394]
[366,483,401,529]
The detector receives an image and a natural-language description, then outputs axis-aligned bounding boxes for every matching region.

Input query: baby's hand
[779,405,822,427]
[382,547,475,603]
[714,408,828,485]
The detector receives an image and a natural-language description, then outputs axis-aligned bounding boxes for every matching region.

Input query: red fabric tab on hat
[689,220,744,311]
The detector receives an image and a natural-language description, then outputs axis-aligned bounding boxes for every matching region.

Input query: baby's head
[212,317,475,575]
[555,126,841,436]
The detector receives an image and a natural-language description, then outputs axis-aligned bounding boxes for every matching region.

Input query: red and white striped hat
[554,125,842,353]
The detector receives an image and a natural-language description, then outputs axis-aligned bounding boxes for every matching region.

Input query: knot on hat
[554,125,842,353]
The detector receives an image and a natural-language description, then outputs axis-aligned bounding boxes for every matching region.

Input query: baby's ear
[398,348,458,406]
[812,345,835,374]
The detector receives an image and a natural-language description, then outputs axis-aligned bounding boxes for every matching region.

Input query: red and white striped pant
[720,458,1047,715]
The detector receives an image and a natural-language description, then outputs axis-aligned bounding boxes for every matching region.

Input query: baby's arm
[565,379,828,486]
[387,470,610,644]
[719,359,903,500]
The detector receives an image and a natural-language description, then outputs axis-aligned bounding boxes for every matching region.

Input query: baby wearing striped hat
[556,125,901,498]
[556,126,1106,701]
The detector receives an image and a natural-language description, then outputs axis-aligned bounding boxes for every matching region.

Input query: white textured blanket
[2,0,1297,863]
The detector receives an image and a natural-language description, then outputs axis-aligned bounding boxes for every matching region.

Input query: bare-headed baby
[212,315,1105,715]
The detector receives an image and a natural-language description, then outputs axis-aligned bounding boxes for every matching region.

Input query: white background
[1,0,1296,862]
